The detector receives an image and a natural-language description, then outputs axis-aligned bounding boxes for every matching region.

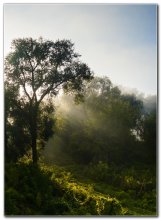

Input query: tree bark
[30,104,38,165]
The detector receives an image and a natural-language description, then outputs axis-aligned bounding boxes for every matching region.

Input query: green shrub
[83,161,113,182]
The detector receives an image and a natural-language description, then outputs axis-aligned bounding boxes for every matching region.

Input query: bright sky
[4,4,157,96]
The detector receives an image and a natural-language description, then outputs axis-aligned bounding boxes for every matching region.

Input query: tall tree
[5,37,93,164]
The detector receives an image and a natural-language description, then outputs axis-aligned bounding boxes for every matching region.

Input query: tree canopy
[5,37,93,164]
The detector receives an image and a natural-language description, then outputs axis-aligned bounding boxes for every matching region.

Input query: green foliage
[141,110,156,163]
[83,161,111,182]
[5,162,128,216]
[56,162,156,216]
[5,86,31,162]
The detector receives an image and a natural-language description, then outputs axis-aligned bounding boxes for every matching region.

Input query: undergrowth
[5,161,128,216]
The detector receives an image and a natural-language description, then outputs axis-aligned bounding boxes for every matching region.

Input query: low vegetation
[5,161,125,215]
[5,159,156,216]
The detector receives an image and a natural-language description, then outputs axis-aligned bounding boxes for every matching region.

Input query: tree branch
[38,80,63,105]
[24,50,39,104]
[19,70,32,102]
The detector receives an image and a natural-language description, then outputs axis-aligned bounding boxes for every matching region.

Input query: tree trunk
[30,105,38,165]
